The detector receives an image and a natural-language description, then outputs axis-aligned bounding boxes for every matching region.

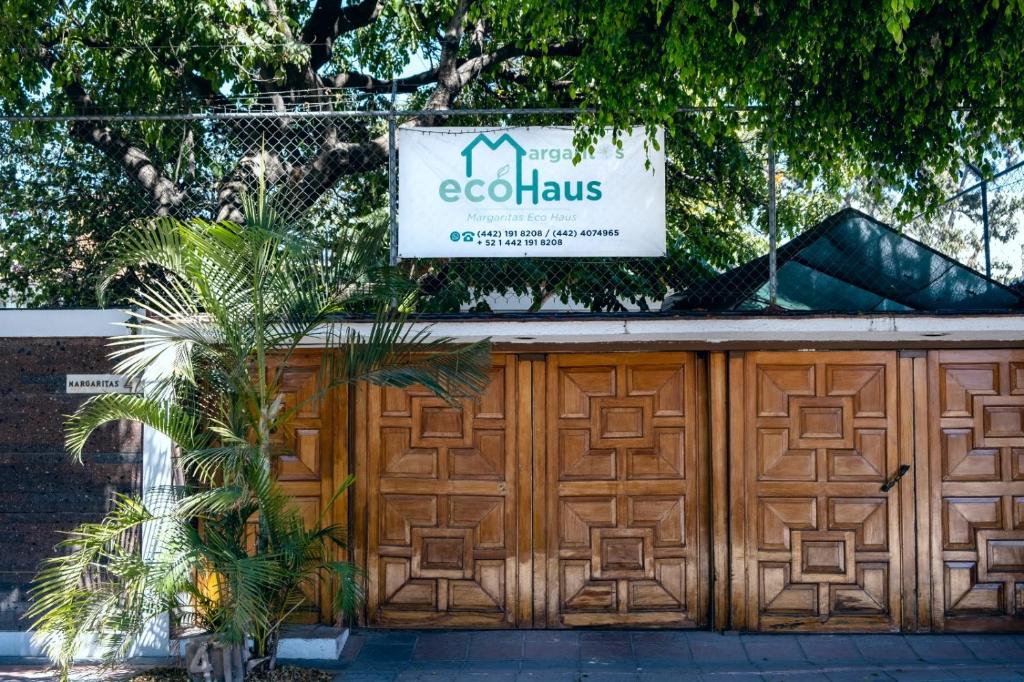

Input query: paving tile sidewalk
[0,631,1021,681]
[316,630,1024,681]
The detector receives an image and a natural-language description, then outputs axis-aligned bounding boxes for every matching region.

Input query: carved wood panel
[364,355,520,627]
[737,351,905,631]
[544,353,706,628]
[269,354,338,624]
[928,350,1024,631]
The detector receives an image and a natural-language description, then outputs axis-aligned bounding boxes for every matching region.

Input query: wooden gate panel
[271,354,339,624]
[544,353,706,628]
[928,350,1024,631]
[363,355,520,627]
[736,351,905,631]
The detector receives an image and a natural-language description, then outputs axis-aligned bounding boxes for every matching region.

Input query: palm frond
[26,493,174,674]
[97,217,189,304]
[175,486,249,519]
[65,394,206,462]
[178,443,261,485]
[329,561,366,620]
[334,310,492,401]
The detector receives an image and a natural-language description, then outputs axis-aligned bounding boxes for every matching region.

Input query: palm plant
[27,187,490,680]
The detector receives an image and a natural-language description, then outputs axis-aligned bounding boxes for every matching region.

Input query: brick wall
[0,336,142,631]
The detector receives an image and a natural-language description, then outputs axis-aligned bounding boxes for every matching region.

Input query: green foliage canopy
[514,0,1024,209]
[2,0,1023,308]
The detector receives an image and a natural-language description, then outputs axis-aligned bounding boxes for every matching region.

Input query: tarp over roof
[661,208,1024,313]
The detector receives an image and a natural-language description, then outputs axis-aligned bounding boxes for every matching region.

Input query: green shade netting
[663,208,1023,312]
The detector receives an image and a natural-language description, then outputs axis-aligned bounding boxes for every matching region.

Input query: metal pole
[767,140,778,307]
[981,179,991,278]
[387,82,399,269]
[966,163,992,279]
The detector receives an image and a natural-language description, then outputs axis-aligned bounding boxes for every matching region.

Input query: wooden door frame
[727,351,748,630]
[695,353,713,629]
[520,355,547,628]
[351,379,369,626]
[900,350,929,633]
[709,352,730,631]
[329,372,351,626]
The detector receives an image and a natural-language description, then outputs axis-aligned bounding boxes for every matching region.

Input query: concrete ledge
[0,629,170,659]
[4,309,1021,345]
[275,625,349,660]
[0,626,346,662]
[301,314,1024,347]
[169,626,349,662]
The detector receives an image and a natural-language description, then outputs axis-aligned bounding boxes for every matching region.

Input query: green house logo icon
[460,133,526,180]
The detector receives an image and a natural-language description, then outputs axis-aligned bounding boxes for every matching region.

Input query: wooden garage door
[359,355,522,627]
[543,353,707,628]
[926,350,1024,631]
[731,351,910,632]
[355,352,708,628]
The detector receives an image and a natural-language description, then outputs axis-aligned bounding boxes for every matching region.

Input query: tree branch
[182,70,233,110]
[286,17,582,214]
[239,1,581,222]
[425,0,474,110]
[327,42,582,95]
[331,68,439,93]
[302,0,387,72]
[55,71,186,216]
[275,134,389,217]
[23,31,191,216]
[69,118,186,216]
[215,149,295,223]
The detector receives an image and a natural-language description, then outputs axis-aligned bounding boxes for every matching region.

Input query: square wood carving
[591,527,655,580]
[791,530,857,584]
[411,527,474,579]
[973,396,1024,447]
[411,397,474,448]
[590,397,655,448]
[976,530,1024,582]
[789,396,854,449]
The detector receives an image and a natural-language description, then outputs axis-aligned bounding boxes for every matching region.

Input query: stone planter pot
[184,635,265,682]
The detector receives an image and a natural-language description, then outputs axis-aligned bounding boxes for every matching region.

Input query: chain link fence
[906,158,1024,285]
[1,106,1022,313]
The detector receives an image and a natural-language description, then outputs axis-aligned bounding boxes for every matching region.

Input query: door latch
[880,464,911,492]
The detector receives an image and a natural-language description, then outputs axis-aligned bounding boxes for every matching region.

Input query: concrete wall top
[3,308,1023,346]
[0,310,133,337]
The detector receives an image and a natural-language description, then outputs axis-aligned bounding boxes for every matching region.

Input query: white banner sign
[398,126,665,258]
